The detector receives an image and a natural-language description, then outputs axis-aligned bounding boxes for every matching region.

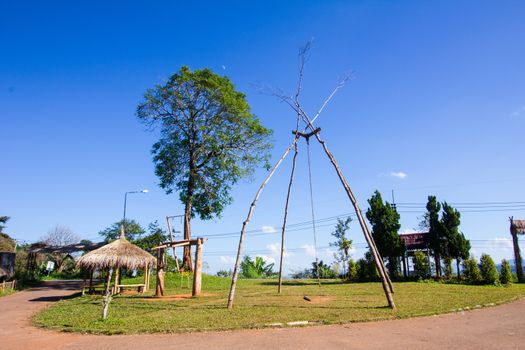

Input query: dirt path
[1,280,524,349]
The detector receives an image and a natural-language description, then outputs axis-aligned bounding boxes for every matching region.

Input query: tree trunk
[456,259,461,280]
[402,254,407,279]
[183,201,193,271]
[434,253,441,278]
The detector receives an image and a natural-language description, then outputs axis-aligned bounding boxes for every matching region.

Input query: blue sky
[1,1,525,274]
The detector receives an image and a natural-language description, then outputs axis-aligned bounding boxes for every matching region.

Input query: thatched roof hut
[76,236,156,271]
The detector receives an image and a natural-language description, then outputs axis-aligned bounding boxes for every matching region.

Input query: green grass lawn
[33,274,525,334]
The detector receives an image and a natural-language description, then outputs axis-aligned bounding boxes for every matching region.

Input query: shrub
[356,251,379,282]
[413,251,430,279]
[462,256,481,284]
[348,259,357,281]
[499,259,513,285]
[479,254,499,285]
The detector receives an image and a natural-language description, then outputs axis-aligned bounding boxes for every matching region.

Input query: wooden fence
[0,280,16,292]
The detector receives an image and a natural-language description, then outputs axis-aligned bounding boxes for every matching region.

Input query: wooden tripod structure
[227,45,395,309]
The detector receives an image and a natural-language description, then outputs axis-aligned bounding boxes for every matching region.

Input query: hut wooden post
[192,238,203,297]
[143,263,148,292]
[113,267,120,294]
[89,270,94,292]
[102,268,113,320]
[156,248,165,297]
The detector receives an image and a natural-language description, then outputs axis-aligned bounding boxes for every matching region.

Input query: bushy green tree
[137,66,273,268]
[133,221,168,251]
[311,260,336,279]
[0,216,10,233]
[413,251,431,279]
[424,196,443,277]
[499,259,513,285]
[366,191,404,278]
[479,253,499,285]
[99,219,145,242]
[348,258,358,281]
[330,217,352,278]
[462,256,482,284]
[240,255,275,278]
[356,251,379,282]
[449,232,471,278]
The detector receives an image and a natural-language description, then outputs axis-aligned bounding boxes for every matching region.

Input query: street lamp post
[120,189,148,238]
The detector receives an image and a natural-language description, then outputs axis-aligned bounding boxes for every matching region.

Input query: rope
[306,138,321,287]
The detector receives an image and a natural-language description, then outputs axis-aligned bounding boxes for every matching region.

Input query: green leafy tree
[240,255,275,278]
[0,216,16,252]
[98,219,145,242]
[356,251,379,282]
[413,251,431,279]
[479,253,499,285]
[311,260,336,279]
[462,256,482,284]
[348,258,358,281]
[330,217,353,278]
[440,202,462,278]
[134,221,168,251]
[137,66,273,269]
[0,216,10,232]
[366,191,404,278]
[424,196,443,277]
[499,259,513,285]
[449,232,471,278]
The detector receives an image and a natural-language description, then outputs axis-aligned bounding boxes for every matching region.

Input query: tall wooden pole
[295,106,394,296]
[297,109,394,295]
[193,238,203,296]
[313,133,395,308]
[278,141,299,293]
[227,139,299,309]
[510,218,524,283]
[156,248,165,296]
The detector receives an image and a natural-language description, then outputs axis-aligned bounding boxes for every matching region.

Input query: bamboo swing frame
[227,45,395,309]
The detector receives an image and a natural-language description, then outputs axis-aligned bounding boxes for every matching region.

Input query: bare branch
[310,72,352,125]
[295,40,312,104]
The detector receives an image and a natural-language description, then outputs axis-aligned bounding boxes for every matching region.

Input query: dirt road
[0,280,523,349]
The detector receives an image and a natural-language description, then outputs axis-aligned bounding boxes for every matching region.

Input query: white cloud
[256,254,276,265]
[265,243,293,259]
[470,237,515,262]
[390,171,408,180]
[301,244,316,257]
[219,256,235,265]
[261,225,277,234]
[323,248,336,258]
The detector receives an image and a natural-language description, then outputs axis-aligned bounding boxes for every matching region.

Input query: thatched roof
[511,219,525,235]
[76,236,156,270]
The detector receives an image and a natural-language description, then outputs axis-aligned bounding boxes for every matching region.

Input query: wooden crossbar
[151,238,207,250]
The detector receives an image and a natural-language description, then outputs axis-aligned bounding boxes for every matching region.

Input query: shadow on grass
[29,292,81,302]
[260,280,347,286]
